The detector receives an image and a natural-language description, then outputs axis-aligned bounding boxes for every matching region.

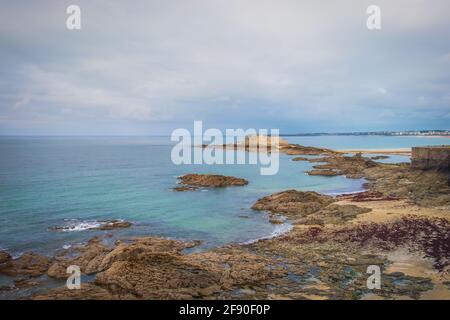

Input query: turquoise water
[0,135,448,258]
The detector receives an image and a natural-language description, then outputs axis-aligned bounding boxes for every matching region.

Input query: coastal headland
[1,139,449,300]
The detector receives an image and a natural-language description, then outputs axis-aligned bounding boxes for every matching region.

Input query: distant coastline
[280,130,450,137]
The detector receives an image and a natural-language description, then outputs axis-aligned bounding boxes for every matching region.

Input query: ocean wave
[49,219,126,232]
[241,223,293,245]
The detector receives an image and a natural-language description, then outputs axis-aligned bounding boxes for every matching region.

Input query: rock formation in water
[174,174,248,190]
[0,251,11,264]
[251,190,335,218]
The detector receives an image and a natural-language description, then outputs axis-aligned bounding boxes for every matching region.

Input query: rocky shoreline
[1,142,449,300]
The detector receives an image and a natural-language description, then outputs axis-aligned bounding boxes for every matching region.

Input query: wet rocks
[306,154,378,179]
[14,278,40,289]
[175,174,248,188]
[0,251,11,264]
[371,155,389,160]
[268,215,286,224]
[364,165,450,207]
[173,185,199,192]
[37,236,284,300]
[47,236,113,278]
[298,204,372,225]
[280,144,337,156]
[306,169,340,176]
[32,283,121,300]
[0,252,52,277]
[292,157,309,161]
[252,190,335,219]
[49,219,132,232]
[94,220,132,230]
[303,152,450,207]
[382,272,434,299]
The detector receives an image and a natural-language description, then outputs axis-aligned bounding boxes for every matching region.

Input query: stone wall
[411,146,450,170]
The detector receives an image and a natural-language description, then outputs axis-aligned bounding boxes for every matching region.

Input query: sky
[0,0,449,135]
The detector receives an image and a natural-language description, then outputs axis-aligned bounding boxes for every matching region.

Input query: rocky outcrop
[173,185,199,192]
[306,154,378,179]
[49,220,132,232]
[32,283,122,300]
[306,169,340,176]
[34,237,285,300]
[0,251,11,264]
[371,155,389,160]
[0,252,52,277]
[280,144,337,156]
[294,151,449,207]
[251,190,335,219]
[364,164,450,207]
[298,204,371,225]
[291,157,309,161]
[94,220,132,231]
[175,174,248,189]
[47,237,113,278]
[252,190,370,225]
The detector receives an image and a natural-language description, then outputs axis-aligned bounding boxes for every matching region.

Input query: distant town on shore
[281,129,450,137]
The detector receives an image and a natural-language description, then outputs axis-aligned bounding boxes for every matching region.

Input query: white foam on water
[325,189,366,196]
[51,219,125,232]
[241,222,293,245]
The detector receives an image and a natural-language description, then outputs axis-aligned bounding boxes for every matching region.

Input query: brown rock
[280,144,337,156]
[173,185,198,192]
[0,251,11,264]
[94,220,132,230]
[307,204,372,225]
[292,157,309,161]
[48,236,113,278]
[47,262,69,279]
[0,252,52,277]
[177,174,248,188]
[38,235,283,299]
[252,190,335,219]
[306,169,340,176]
[32,283,121,300]
[14,278,39,289]
[305,154,377,179]
[371,155,389,160]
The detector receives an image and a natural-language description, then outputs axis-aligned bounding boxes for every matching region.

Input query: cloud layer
[1,0,449,135]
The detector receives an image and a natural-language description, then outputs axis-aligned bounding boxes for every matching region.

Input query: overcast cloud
[0,0,449,135]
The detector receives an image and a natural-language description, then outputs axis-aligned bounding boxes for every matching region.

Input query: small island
[173,174,248,191]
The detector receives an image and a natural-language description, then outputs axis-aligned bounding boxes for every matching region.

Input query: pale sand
[336,198,449,224]
[338,148,411,155]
